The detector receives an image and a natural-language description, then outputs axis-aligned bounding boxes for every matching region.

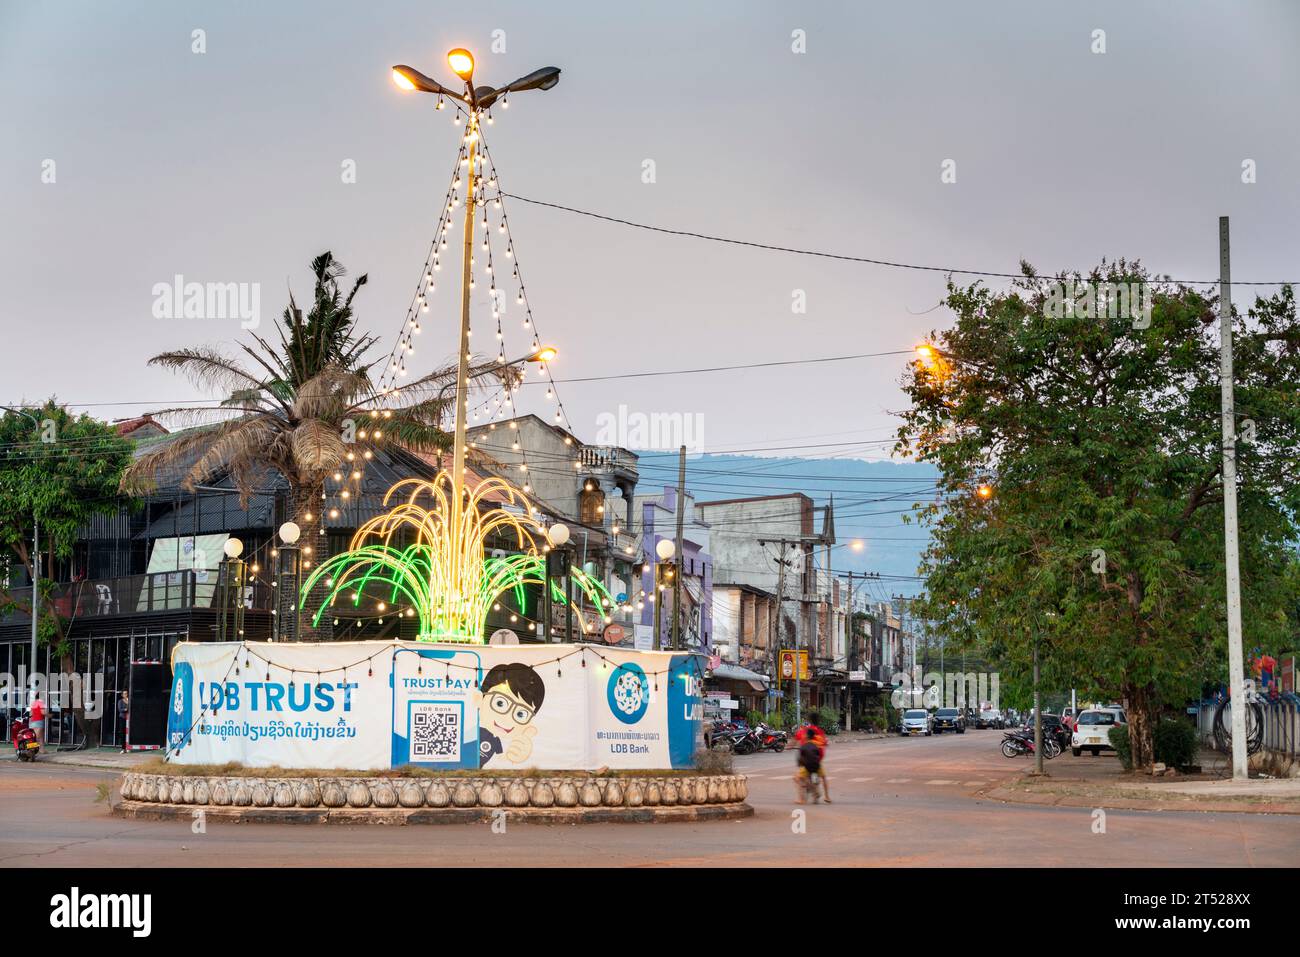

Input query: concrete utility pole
[671,445,686,651]
[1033,639,1043,774]
[773,545,788,717]
[1218,215,1248,781]
[3,405,42,692]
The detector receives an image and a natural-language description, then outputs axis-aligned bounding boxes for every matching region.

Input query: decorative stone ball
[169,781,185,804]
[661,783,679,805]
[531,783,555,807]
[644,781,662,806]
[345,781,372,808]
[251,783,274,807]
[452,783,478,807]
[398,782,424,808]
[477,782,503,807]
[603,781,625,807]
[625,782,645,807]
[273,782,296,808]
[193,780,211,805]
[506,782,531,807]
[556,782,579,807]
[579,782,602,807]
[426,783,451,808]
[320,781,347,808]
[370,783,398,808]
[296,782,321,808]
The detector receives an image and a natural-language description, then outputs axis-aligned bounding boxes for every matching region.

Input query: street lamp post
[545,523,570,642]
[2,406,42,697]
[392,51,560,633]
[219,537,247,643]
[276,522,301,642]
[653,539,675,651]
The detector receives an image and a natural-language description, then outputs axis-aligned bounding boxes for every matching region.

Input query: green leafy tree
[0,403,134,741]
[897,262,1300,768]
[121,252,507,639]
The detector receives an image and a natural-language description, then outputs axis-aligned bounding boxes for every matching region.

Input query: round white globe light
[655,539,676,561]
[224,538,244,558]
[278,522,301,545]
[547,523,570,547]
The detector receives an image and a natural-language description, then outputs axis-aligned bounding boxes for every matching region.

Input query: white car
[901,709,932,736]
[1071,708,1127,756]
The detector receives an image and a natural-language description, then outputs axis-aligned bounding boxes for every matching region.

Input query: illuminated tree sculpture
[301,476,614,642]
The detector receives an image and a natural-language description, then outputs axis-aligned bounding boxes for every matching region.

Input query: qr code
[410,703,461,762]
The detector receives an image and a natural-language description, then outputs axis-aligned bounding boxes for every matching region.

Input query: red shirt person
[793,721,831,802]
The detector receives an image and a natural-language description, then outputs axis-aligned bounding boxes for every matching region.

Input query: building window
[579,486,604,525]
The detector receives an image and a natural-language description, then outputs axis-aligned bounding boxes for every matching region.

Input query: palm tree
[123,252,503,639]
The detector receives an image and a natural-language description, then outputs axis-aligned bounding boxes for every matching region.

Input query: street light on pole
[276,521,301,642]
[391,51,561,600]
[545,522,570,642]
[653,539,675,651]
[2,405,42,697]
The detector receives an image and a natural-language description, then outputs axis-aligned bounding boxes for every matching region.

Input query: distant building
[466,414,641,639]
[630,485,712,652]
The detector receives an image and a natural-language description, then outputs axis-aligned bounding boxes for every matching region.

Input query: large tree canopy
[0,402,134,652]
[897,262,1300,767]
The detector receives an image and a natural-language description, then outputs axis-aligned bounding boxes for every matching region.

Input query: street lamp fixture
[976,484,993,500]
[447,48,475,81]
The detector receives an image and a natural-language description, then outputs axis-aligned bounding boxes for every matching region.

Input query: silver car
[901,709,932,736]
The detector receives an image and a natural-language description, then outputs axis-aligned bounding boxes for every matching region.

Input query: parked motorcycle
[754,722,787,752]
[1000,728,1058,759]
[731,727,760,755]
[10,711,40,762]
[708,723,753,754]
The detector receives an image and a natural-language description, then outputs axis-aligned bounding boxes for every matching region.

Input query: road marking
[925,779,956,785]
[848,777,875,782]
[885,778,911,784]
[963,781,987,786]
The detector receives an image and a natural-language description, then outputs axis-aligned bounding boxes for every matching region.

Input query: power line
[499,191,1297,287]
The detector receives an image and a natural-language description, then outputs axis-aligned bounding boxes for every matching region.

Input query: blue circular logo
[607,662,649,725]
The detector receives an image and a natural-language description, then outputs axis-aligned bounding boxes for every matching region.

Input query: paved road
[2,731,1296,867]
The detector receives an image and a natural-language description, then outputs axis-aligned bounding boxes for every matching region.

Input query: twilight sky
[2,0,1297,468]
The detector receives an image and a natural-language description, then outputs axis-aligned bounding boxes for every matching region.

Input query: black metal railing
[1,569,274,624]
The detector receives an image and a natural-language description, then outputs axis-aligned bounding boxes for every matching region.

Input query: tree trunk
[1124,681,1156,770]
[287,480,332,641]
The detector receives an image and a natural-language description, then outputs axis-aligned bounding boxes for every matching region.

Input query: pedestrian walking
[117,691,129,752]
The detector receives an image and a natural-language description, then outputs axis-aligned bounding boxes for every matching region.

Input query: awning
[711,663,770,692]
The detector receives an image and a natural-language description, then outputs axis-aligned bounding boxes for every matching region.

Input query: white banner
[167,641,703,771]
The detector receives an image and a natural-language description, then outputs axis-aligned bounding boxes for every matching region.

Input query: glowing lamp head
[391,68,417,91]
[977,484,994,499]
[278,521,301,544]
[530,346,558,363]
[547,523,570,547]
[224,538,244,559]
[447,48,475,80]
[655,539,676,562]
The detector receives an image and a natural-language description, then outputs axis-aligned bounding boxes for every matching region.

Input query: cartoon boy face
[476,663,545,766]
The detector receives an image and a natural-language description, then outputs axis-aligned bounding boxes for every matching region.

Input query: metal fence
[1,569,274,625]
[1197,694,1300,765]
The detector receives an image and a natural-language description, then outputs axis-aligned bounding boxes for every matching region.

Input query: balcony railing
[577,446,636,474]
[1,569,274,624]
